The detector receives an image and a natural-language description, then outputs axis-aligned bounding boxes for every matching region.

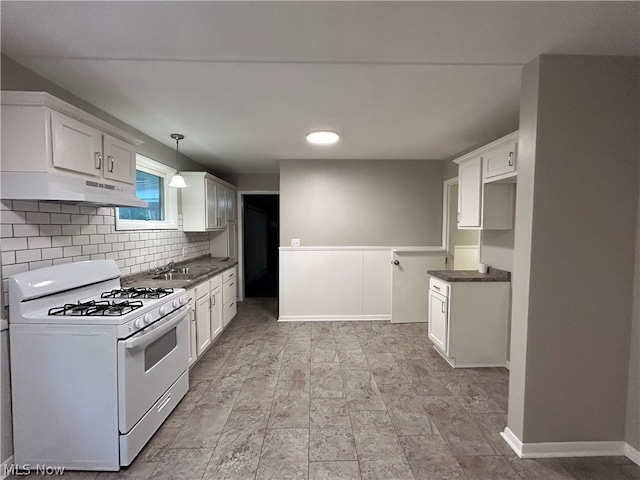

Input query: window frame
[115,154,179,231]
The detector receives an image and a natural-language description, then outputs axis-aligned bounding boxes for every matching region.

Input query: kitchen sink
[152,272,200,280]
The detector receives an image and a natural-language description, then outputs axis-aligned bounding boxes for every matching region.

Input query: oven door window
[144,328,177,371]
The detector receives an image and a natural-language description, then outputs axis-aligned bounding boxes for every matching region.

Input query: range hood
[1,171,148,208]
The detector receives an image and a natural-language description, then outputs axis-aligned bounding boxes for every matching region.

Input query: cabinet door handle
[392,260,400,266]
[212,295,216,306]
[457,212,460,223]
[108,155,114,172]
[508,152,514,166]
[441,302,445,313]
[94,152,102,170]
[229,282,234,287]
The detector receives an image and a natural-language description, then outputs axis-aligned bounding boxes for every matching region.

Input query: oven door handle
[124,304,191,350]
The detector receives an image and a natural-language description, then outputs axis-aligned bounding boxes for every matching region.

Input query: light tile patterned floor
[12,298,640,479]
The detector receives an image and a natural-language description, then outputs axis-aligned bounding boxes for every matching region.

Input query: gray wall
[229,173,280,191]
[280,159,443,247]
[628,190,640,450]
[509,55,639,444]
[1,54,204,174]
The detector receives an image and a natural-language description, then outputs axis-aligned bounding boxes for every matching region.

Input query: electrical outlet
[291,238,301,247]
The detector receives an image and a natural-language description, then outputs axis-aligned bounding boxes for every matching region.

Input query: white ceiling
[2,2,638,175]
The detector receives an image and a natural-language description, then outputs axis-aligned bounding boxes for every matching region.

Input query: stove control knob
[179,295,186,305]
[172,299,180,309]
[134,318,145,329]
[159,306,167,316]
[144,314,153,324]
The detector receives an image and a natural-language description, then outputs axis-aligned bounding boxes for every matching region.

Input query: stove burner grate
[100,287,174,299]
[48,300,144,316]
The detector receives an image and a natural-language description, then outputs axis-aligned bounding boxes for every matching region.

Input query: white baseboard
[278,314,390,322]
[501,428,639,465]
[1,455,14,480]
[626,443,640,466]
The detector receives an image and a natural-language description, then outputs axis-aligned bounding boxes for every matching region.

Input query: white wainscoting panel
[362,250,392,316]
[279,249,363,319]
[279,247,433,321]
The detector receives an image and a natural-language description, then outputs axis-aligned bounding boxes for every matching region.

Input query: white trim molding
[501,428,639,465]
[279,314,390,322]
[1,455,14,480]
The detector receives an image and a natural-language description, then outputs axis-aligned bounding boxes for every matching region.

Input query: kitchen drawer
[429,277,450,298]
[482,141,517,181]
[222,267,237,283]
[223,277,237,304]
[209,274,222,290]
[194,281,209,300]
[223,298,237,326]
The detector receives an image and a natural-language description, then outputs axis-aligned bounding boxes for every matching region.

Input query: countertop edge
[427,268,511,282]
[121,257,238,290]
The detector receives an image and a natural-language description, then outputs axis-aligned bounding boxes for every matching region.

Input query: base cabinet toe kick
[427,274,510,368]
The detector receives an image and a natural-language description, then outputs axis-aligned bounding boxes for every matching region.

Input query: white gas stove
[8,260,191,471]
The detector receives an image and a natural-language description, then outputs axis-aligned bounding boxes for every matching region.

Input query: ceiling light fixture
[306,130,339,145]
[168,133,187,188]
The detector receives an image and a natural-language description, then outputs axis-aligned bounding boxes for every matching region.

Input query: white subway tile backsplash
[39,203,61,213]
[71,214,89,225]
[52,236,72,247]
[82,244,98,255]
[27,237,52,249]
[29,260,53,270]
[72,235,90,246]
[42,247,63,260]
[62,225,82,236]
[50,213,72,224]
[12,200,39,212]
[80,225,97,235]
[1,210,26,224]
[2,251,16,265]
[80,206,97,215]
[40,224,62,236]
[98,244,112,253]
[97,207,113,216]
[1,225,13,238]
[26,212,51,224]
[16,249,42,263]
[60,205,80,214]
[63,246,82,257]
[2,237,28,251]
[1,200,212,308]
[3,263,29,277]
[13,224,40,237]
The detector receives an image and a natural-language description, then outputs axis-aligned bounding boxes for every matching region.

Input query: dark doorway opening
[243,195,279,298]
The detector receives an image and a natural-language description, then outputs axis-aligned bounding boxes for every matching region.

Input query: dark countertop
[121,255,238,289]
[427,267,511,282]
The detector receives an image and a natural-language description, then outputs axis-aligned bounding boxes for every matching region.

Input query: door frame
[442,177,458,270]
[237,190,279,301]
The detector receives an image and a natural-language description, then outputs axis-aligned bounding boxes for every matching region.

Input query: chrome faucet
[153,261,175,275]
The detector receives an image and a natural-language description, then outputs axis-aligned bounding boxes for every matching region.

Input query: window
[115,154,178,230]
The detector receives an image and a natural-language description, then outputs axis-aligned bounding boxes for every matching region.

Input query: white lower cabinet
[186,288,198,367]
[427,277,510,368]
[194,286,212,357]
[222,267,238,327]
[210,281,223,341]
[188,266,237,366]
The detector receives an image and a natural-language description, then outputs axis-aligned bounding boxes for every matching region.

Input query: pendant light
[168,133,187,188]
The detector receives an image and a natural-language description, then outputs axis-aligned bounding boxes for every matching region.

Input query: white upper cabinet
[454,131,518,230]
[3,92,141,185]
[457,156,483,228]
[482,140,517,182]
[103,134,137,184]
[181,171,236,232]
